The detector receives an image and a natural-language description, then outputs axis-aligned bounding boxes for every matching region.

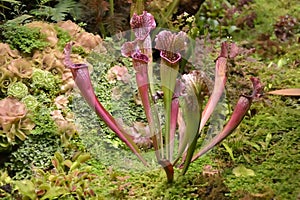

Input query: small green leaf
[15,180,37,199]
[38,183,51,191]
[264,132,272,150]
[40,187,67,200]
[54,152,64,163]
[244,140,261,151]
[77,153,91,164]
[222,143,235,161]
[70,161,80,171]
[63,160,73,168]
[232,165,255,177]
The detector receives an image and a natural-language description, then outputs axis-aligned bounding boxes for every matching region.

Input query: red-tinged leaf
[158,159,174,183]
[134,61,160,160]
[64,42,147,166]
[121,40,161,160]
[169,80,182,161]
[177,109,186,154]
[52,158,59,169]
[189,95,251,163]
[229,43,239,59]
[77,153,91,164]
[199,42,228,135]
[189,77,263,163]
[63,160,72,168]
[268,88,300,96]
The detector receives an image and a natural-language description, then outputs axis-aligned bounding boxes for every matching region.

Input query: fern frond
[30,0,82,22]
[104,13,128,35]
[51,0,77,21]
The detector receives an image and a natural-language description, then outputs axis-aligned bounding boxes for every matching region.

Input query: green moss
[0,22,49,54]
[252,0,300,35]
[220,96,300,199]
[88,155,232,199]
[30,106,58,136]
[5,134,61,180]
[54,26,71,50]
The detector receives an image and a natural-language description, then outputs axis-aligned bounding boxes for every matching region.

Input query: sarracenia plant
[64,11,263,183]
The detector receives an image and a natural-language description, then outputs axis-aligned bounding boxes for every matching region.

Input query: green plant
[5,134,60,180]
[0,22,49,54]
[54,26,71,50]
[15,152,99,199]
[7,81,28,99]
[0,0,20,19]
[64,11,263,183]
[3,105,59,179]
[224,98,300,199]
[0,97,34,152]
[21,95,39,111]
[29,0,82,22]
[0,170,15,199]
[31,68,60,93]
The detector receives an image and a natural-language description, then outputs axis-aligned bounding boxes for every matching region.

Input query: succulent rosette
[7,81,29,99]
[0,68,17,94]
[57,20,83,39]
[0,43,20,65]
[0,98,35,146]
[21,95,39,111]
[7,58,33,79]
[61,69,75,92]
[31,68,59,90]
[75,32,102,52]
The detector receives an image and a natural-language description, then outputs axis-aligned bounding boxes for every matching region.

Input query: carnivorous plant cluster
[64,11,263,182]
